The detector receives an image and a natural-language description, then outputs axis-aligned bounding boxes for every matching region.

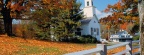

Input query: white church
[79,0,101,41]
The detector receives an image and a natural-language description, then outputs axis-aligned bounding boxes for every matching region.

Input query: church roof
[81,17,93,24]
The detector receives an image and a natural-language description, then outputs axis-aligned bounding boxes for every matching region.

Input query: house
[79,0,101,41]
[110,30,133,42]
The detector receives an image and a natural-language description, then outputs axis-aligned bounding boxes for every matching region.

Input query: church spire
[84,0,96,18]
[85,0,93,7]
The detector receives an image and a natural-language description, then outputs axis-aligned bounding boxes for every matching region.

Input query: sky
[78,0,118,19]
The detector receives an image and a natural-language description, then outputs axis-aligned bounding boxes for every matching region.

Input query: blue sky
[78,0,118,19]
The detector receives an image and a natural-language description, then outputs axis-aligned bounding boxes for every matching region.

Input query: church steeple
[85,0,93,7]
[84,0,96,18]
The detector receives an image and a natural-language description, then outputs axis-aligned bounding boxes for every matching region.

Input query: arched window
[87,1,89,6]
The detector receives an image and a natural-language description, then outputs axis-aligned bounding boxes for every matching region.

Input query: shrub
[133,36,140,40]
[78,35,97,43]
[60,35,98,43]
[35,31,51,40]
[12,21,35,39]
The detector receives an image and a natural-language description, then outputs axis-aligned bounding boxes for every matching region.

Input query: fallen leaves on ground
[0,35,139,55]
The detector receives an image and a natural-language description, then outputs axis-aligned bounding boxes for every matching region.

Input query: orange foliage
[104,8,110,13]
[0,35,139,55]
[10,2,25,12]
[100,0,139,32]
[42,0,72,9]
[107,25,111,30]
[120,22,128,30]
[116,1,122,10]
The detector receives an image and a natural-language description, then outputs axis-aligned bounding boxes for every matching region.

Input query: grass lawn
[0,35,139,55]
[0,35,96,55]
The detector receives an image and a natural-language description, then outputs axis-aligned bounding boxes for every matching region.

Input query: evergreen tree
[31,0,83,41]
[53,0,83,40]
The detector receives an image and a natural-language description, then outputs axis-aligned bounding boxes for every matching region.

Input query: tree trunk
[2,8,13,36]
[138,0,144,54]
[3,18,12,36]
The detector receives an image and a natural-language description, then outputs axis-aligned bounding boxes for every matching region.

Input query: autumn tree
[99,0,139,39]
[52,0,83,40]
[0,0,40,36]
[31,0,83,41]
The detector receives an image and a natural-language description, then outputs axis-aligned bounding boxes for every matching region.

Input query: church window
[97,28,99,35]
[91,28,93,35]
[94,28,96,32]
[87,1,89,6]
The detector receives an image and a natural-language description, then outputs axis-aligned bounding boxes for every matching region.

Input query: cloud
[95,8,112,19]
[98,12,112,18]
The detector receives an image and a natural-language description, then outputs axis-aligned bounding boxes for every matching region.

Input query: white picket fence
[64,40,140,55]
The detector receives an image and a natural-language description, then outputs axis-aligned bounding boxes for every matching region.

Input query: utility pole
[138,0,144,54]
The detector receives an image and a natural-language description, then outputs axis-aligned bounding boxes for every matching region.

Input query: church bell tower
[84,0,96,18]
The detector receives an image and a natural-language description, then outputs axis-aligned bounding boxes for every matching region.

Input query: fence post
[126,41,132,55]
[96,44,107,55]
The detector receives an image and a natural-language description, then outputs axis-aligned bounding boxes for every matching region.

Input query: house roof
[116,31,128,35]
[93,14,99,21]
[81,17,93,24]
[80,14,99,25]
[110,30,133,39]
